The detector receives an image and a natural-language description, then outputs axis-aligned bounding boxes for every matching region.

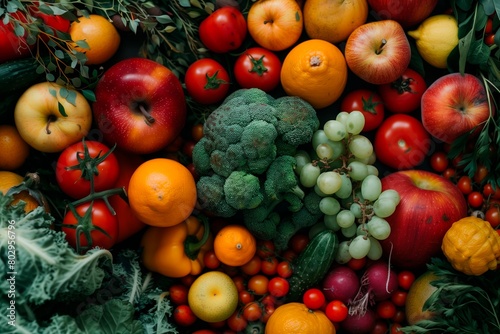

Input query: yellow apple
[187,271,238,323]
[14,82,92,153]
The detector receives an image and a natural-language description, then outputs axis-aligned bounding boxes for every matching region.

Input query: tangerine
[280,39,348,109]
[265,302,335,334]
[128,158,197,227]
[69,14,121,65]
[0,125,30,170]
[213,224,257,266]
[0,171,48,213]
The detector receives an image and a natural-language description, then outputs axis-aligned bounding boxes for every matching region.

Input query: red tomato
[391,290,407,307]
[256,240,275,258]
[62,199,118,252]
[227,310,247,331]
[302,288,326,310]
[168,284,189,305]
[485,205,500,228]
[56,140,119,199]
[276,260,293,278]
[376,300,397,319]
[268,277,289,298]
[374,114,431,170]
[234,47,282,92]
[242,301,263,321]
[0,11,33,63]
[247,275,269,295]
[232,275,246,292]
[185,58,230,105]
[429,151,449,173]
[468,191,484,208]
[173,304,197,327]
[199,7,247,53]
[289,233,309,254]
[203,249,221,269]
[371,320,389,334]
[340,89,385,132]
[347,257,367,271]
[397,270,416,290]
[261,257,279,276]
[378,68,427,114]
[457,175,473,195]
[324,300,348,322]
[191,123,204,142]
[241,255,262,276]
[239,290,255,304]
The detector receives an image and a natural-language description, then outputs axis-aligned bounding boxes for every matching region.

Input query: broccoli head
[196,174,237,218]
[264,155,304,201]
[224,171,264,210]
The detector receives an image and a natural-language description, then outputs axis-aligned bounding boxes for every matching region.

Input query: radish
[322,266,360,304]
[341,308,377,334]
[348,261,398,316]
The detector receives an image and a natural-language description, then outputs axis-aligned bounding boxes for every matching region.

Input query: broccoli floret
[222,88,275,106]
[264,155,304,201]
[196,174,237,218]
[243,209,280,240]
[224,171,264,210]
[272,95,320,146]
[192,137,212,176]
[241,120,278,175]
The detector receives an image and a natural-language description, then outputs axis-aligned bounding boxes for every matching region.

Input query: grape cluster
[294,111,400,262]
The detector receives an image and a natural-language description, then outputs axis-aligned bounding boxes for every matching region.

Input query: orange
[128,158,197,227]
[0,171,47,213]
[213,224,256,266]
[69,14,121,65]
[0,125,30,170]
[280,39,348,109]
[265,302,336,334]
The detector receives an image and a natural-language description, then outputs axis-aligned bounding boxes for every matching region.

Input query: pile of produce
[1,0,499,333]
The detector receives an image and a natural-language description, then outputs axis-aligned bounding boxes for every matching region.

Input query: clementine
[0,125,30,170]
[280,39,348,109]
[265,302,336,334]
[69,14,121,65]
[213,224,257,266]
[0,171,48,213]
[128,158,197,227]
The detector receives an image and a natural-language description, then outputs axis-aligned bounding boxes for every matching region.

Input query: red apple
[345,20,411,85]
[93,58,186,154]
[421,73,490,144]
[0,11,33,63]
[380,170,468,269]
[367,0,438,28]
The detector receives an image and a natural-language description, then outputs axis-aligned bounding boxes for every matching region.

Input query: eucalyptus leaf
[36,64,46,74]
[6,2,18,13]
[46,73,55,82]
[66,91,77,106]
[179,0,191,7]
[129,20,139,34]
[82,89,96,102]
[155,15,173,24]
[75,40,90,50]
[48,5,68,16]
[58,101,67,116]
[14,24,25,37]
[59,87,69,99]
[55,50,66,59]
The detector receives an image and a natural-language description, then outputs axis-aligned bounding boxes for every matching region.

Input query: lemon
[408,14,459,69]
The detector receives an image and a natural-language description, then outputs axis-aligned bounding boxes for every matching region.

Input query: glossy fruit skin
[199,6,246,53]
[265,302,336,334]
[340,89,385,132]
[367,0,438,28]
[405,271,438,325]
[374,114,431,170]
[302,288,326,310]
[28,4,71,37]
[62,199,119,251]
[234,47,282,92]
[378,68,427,114]
[0,11,33,63]
[56,141,119,199]
[185,58,230,105]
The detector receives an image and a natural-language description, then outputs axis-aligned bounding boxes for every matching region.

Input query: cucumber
[0,56,48,95]
[286,229,339,302]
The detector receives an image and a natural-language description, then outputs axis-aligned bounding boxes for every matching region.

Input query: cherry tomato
[324,300,348,322]
[302,288,326,310]
[232,275,246,292]
[289,233,309,254]
[457,175,473,195]
[261,257,279,276]
[391,290,407,307]
[483,183,500,198]
[203,249,221,269]
[192,330,217,334]
[468,191,484,208]
[185,58,230,105]
[242,301,263,321]
[429,151,449,173]
[261,302,275,323]
[234,47,282,92]
[276,260,293,278]
[485,205,500,228]
[347,257,367,271]
[392,308,406,324]
[340,89,385,132]
[378,68,427,114]
[371,320,389,334]
[239,290,255,305]
[268,277,289,298]
[191,123,204,142]
[199,7,247,53]
[241,255,262,276]
[256,240,275,258]
[280,249,297,262]
[397,270,416,290]
[62,199,118,252]
[391,323,403,334]
[180,274,196,287]
[485,33,495,46]
[56,140,119,199]
[168,284,189,305]
[226,310,247,332]
[442,167,456,180]
[376,300,397,319]
[374,114,431,170]
[485,18,493,34]
[474,164,489,184]
[182,140,196,158]
[247,275,269,295]
[173,304,197,327]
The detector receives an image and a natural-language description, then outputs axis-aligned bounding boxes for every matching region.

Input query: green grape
[323,119,347,141]
[348,161,368,181]
[319,196,341,215]
[326,139,346,160]
[366,165,379,176]
[337,209,355,228]
[294,150,311,175]
[316,171,342,195]
[335,173,352,199]
[341,223,357,238]
[378,189,401,205]
[373,197,397,218]
[366,216,391,240]
[336,111,350,125]
[367,237,383,260]
[314,184,329,197]
[300,162,321,188]
[312,129,330,148]
[324,214,340,231]
[349,235,371,259]
[316,143,334,159]
[335,240,352,264]
[356,223,367,236]
[361,174,382,201]
[348,134,373,160]
[350,202,363,218]
[345,110,365,135]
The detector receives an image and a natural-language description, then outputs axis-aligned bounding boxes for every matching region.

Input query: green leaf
[6,2,18,13]
[14,24,25,37]
[58,101,67,116]
[155,15,173,24]
[55,49,66,59]
[75,40,90,50]
[480,0,496,15]
[48,5,67,15]
[46,73,55,81]
[71,77,82,87]
[66,90,77,106]
[178,0,191,7]
[82,89,96,102]
[467,39,491,65]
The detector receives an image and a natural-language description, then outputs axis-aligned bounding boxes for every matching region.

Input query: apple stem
[376,39,387,55]
[45,115,57,134]
[139,104,155,125]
